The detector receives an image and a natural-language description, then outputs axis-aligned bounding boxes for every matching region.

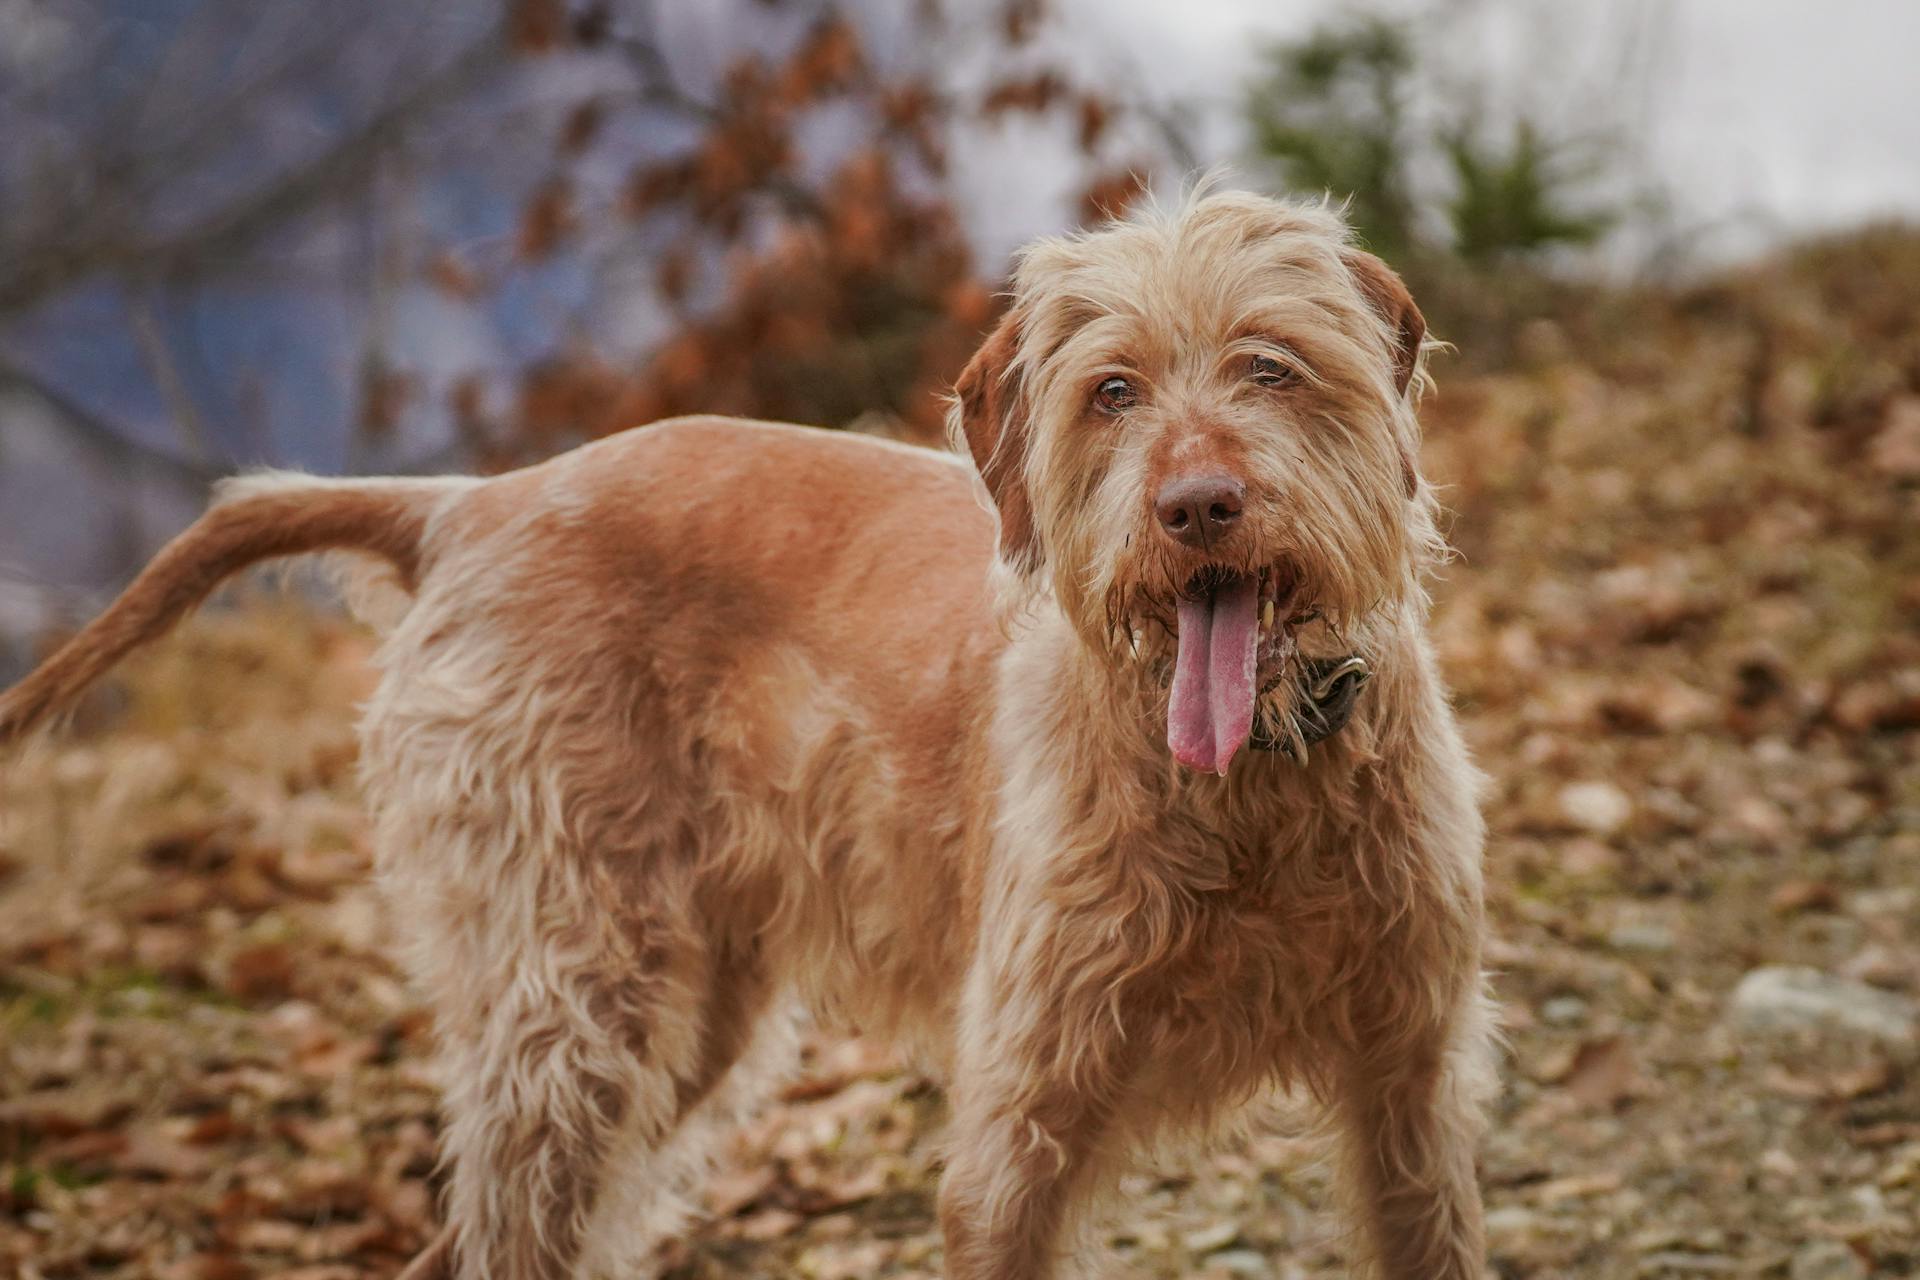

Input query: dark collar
[1249,655,1372,762]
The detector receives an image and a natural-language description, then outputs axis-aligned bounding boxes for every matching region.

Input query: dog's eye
[1094,376,1138,412]
[1250,354,1298,387]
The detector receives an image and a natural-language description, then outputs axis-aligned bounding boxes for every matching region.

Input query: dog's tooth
[1261,599,1275,631]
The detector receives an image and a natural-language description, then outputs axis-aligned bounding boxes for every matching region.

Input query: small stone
[1542,995,1590,1026]
[1608,923,1675,954]
[1181,1221,1242,1254]
[1560,781,1633,835]
[1638,1251,1736,1274]
[1769,880,1840,915]
[1789,1241,1867,1280]
[1840,944,1912,990]
[1849,886,1917,919]
[1729,967,1919,1051]
[1846,1182,1887,1219]
[1205,1249,1273,1277]
[1484,1205,1538,1238]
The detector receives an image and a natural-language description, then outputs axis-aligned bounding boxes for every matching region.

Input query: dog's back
[0,417,999,752]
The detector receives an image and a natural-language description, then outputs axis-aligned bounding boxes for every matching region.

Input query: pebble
[1182,1221,1242,1254]
[1728,966,1919,1051]
[1484,1205,1539,1238]
[1637,1250,1736,1274]
[1840,943,1911,989]
[1542,995,1590,1026]
[1849,886,1917,918]
[1204,1248,1273,1277]
[1789,1241,1867,1280]
[1608,922,1676,954]
[1560,781,1633,835]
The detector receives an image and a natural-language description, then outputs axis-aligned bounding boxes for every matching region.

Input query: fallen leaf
[224,941,299,1001]
[1769,879,1839,915]
[1560,1035,1642,1109]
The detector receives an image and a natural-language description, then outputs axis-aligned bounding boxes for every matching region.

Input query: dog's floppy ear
[1344,249,1426,399]
[1344,249,1427,498]
[953,309,1041,571]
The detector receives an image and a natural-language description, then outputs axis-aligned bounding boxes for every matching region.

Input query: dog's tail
[0,472,452,747]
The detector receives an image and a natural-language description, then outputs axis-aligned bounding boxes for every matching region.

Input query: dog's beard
[1165,565,1308,774]
[1106,565,1310,775]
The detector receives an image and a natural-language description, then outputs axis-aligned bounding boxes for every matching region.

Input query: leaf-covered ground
[4,231,1919,1278]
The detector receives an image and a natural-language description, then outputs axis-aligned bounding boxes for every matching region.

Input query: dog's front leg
[937,949,1135,1280]
[1332,984,1497,1280]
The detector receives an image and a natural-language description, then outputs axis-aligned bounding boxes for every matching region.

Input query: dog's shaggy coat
[0,192,1494,1279]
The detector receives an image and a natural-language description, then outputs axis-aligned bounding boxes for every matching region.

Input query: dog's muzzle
[1249,655,1372,764]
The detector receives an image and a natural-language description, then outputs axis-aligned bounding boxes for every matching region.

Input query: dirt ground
[3,230,1919,1278]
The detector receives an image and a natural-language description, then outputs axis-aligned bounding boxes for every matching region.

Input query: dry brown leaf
[1560,1035,1642,1109]
[0,1085,134,1137]
[121,1124,217,1178]
[1768,879,1840,915]
[732,1207,807,1241]
[223,941,299,1001]
[708,1162,780,1217]
[1535,1171,1625,1204]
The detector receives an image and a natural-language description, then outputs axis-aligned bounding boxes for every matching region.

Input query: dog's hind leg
[425,894,684,1278]
[575,964,799,1277]
[377,796,765,1280]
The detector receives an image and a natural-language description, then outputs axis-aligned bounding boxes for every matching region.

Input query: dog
[0,190,1494,1279]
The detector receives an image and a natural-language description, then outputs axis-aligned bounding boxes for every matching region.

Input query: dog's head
[951,191,1442,773]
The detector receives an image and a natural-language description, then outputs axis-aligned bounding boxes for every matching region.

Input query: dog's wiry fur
[0,191,1494,1278]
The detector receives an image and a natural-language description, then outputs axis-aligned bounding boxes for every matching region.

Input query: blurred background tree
[1244,17,1425,263]
[0,0,1157,490]
[1442,121,1615,266]
[1244,10,1622,359]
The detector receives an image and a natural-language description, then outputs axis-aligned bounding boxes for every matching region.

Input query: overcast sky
[957,0,1920,269]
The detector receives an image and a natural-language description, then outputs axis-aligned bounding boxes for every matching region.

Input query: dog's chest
[1115,816,1397,1048]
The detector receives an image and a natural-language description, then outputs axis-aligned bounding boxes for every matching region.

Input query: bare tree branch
[0,358,221,489]
[126,293,217,464]
[0,25,506,314]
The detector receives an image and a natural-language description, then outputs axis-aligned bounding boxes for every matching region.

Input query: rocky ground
[3,229,1919,1278]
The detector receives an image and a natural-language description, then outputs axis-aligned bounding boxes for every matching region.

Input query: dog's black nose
[1155,474,1245,548]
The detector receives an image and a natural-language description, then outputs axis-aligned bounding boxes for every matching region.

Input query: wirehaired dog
[0,191,1494,1278]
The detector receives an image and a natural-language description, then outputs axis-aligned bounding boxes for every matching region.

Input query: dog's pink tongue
[1167,574,1260,774]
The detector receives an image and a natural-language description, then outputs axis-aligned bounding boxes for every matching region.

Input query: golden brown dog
[0,191,1494,1279]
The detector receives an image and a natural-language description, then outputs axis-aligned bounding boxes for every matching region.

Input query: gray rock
[1484,1205,1539,1238]
[1205,1248,1273,1277]
[1637,1251,1737,1274]
[1789,1241,1867,1280]
[1849,886,1916,918]
[1560,781,1633,835]
[1729,966,1919,1051]
[1542,995,1590,1026]
[1181,1221,1242,1254]
[1609,922,1676,954]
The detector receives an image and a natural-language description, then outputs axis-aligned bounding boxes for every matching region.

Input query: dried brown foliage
[455,1,1149,465]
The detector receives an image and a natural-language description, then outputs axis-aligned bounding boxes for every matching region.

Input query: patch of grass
[0,966,242,1031]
